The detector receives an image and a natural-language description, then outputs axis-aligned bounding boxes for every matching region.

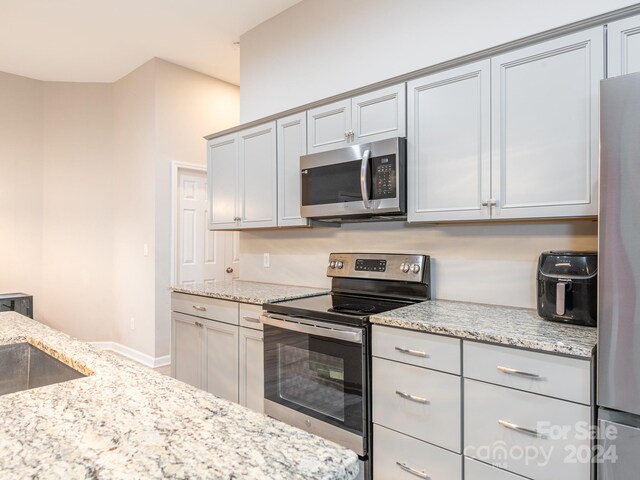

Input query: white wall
[240,0,637,122]
[0,72,43,318]
[41,82,116,341]
[240,221,598,308]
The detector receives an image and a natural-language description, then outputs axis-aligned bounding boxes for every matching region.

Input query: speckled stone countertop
[172,280,328,305]
[0,312,358,480]
[370,300,597,358]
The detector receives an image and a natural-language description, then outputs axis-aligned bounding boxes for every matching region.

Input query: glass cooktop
[263,293,412,326]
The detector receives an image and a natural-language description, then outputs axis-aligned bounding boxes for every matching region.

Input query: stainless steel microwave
[300,137,406,221]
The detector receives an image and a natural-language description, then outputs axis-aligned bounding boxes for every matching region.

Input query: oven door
[300,137,405,219]
[262,313,368,455]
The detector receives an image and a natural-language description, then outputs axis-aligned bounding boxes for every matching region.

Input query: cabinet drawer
[239,304,263,330]
[373,425,461,480]
[463,341,591,405]
[465,457,529,480]
[373,357,461,452]
[464,379,591,480]
[372,325,461,374]
[171,293,238,325]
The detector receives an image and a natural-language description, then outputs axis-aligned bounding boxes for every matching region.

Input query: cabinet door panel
[239,327,264,413]
[608,14,640,77]
[208,133,238,229]
[353,84,406,144]
[408,60,491,222]
[491,27,603,219]
[464,379,591,480]
[204,319,239,402]
[307,99,351,154]
[171,312,203,389]
[239,122,277,228]
[277,113,308,226]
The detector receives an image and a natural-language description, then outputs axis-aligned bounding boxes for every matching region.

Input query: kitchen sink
[0,342,86,396]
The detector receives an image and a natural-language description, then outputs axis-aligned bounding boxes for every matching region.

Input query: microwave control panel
[372,155,396,199]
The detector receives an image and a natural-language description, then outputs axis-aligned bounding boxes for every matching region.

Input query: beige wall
[154,59,240,356]
[240,0,637,121]
[0,60,240,360]
[0,72,43,318]
[41,82,115,340]
[240,221,598,308]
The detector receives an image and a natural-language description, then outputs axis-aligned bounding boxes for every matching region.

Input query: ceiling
[0,0,301,85]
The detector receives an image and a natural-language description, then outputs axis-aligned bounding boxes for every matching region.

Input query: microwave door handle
[360,149,371,209]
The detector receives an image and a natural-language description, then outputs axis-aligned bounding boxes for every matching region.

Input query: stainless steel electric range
[261,253,431,480]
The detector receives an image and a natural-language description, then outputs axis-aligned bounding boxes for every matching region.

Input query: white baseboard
[89,341,171,368]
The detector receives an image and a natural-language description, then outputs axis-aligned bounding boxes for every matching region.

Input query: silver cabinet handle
[497,365,541,379]
[360,149,371,209]
[242,316,261,323]
[395,390,429,404]
[344,130,350,139]
[396,462,429,479]
[395,346,428,358]
[481,198,497,206]
[195,321,204,328]
[498,419,544,438]
[192,305,207,312]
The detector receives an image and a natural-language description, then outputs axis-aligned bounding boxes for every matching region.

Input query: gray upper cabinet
[277,112,309,227]
[238,122,277,228]
[407,60,491,222]
[208,132,238,229]
[208,122,277,230]
[608,14,640,77]
[307,84,406,154]
[491,27,603,220]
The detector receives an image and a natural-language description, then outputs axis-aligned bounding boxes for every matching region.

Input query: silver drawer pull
[395,390,429,404]
[395,346,428,358]
[242,316,261,323]
[192,305,207,312]
[497,365,541,379]
[396,461,430,479]
[498,419,545,438]
[195,321,204,328]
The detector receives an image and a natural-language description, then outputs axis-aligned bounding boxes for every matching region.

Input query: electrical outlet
[130,317,135,330]
[263,253,270,268]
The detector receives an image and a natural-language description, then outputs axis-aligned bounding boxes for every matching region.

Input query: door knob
[226,267,234,274]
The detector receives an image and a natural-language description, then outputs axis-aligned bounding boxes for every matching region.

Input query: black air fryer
[537,251,597,327]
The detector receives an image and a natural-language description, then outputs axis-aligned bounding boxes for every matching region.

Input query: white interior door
[176,166,237,287]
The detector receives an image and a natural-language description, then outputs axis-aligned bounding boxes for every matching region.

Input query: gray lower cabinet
[171,293,264,412]
[171,312,204,389]
[203,318,239,403]
[239,326,264,413]
[371,325,594,480]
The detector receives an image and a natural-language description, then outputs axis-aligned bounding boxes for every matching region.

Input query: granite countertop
[172,280,328,305]
[370,300,597,358]
[0,312,358,480]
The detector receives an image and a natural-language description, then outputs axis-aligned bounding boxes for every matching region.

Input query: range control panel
[327,253,429,282]
[355,259,387,272]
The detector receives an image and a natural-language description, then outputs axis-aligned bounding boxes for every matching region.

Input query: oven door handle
[260,314,363,344]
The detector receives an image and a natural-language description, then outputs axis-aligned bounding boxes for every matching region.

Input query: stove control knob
[401,263,410,273]
[336,261,344,269]
[411,264,421,274]
[329,261,336,269]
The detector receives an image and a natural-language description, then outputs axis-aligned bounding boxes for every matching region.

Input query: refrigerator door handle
[556,282,567,316]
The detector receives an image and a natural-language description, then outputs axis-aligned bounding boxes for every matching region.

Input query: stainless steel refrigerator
[598,72,640,479]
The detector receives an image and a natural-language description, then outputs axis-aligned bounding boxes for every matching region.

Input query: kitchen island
[0,312,359,480]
